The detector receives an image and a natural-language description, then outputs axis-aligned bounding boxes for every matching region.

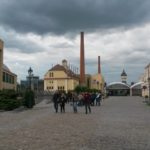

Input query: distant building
[130,82,143,96]
[121,69,127,83]
[21,76,44,91]
[0,39,17,90]
[90,56,105,92]
[2,64,17,90]
[90,74,105,92]
[107,82,130,96]
[140,63,150,97]
[107,69,144,96]
[44,58,105,93]
[44,59,79,93]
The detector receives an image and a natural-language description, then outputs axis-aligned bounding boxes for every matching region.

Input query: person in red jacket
[83,92,91,114]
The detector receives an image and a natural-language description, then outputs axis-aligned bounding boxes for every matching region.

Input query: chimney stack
[80,32,85,86]
[98,56,101,74]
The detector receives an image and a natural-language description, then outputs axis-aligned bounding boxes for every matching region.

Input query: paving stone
[0,97,150,150]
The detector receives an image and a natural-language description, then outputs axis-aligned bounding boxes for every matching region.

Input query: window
[49,72,54,77]
[6,74,8,83]
[3,72,5,82]
[58,86,64,90]
[49,80,53,83]
[12,76,14,84]
[8,75,11,83]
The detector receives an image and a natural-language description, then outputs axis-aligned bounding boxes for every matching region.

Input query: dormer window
[49,72,54,77]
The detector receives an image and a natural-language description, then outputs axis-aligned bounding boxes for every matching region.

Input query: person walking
[83,92,91,114]
[78,93,84,106]
[96,92,101,106]
[52,91,60,113]
[91,92,96,106]
[59,92,66,113]
[72,92,78,113]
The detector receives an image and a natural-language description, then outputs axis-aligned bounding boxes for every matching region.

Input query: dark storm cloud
[6,38,43,54]
[0,27,43,53]
[0,0,150,35]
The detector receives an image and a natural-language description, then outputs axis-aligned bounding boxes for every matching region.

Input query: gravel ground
[0,96,150,150]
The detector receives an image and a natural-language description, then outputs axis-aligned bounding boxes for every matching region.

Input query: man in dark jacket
[52,91,60,113]
[83,92,91,114]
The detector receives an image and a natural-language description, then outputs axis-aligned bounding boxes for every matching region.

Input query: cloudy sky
[0,0,150,84]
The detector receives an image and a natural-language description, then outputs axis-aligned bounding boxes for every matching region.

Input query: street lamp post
[28,67,33,90]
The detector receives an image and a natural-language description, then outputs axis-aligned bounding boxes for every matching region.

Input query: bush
[74,85,99,93]
[0,98,22,111]
[24,90,35,108]
[0,89,18,99]
[0,90,22,111]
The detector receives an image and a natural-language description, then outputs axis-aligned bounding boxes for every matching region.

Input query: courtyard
[0,96,150,150]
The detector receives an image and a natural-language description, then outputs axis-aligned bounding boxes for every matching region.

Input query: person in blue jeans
[72,92,78,113]
[96,92,101,106]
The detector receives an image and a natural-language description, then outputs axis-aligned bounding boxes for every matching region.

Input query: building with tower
[107,69,130,96]
[121,69,127,83]
[44,32,105,93]
[79,32,105,92]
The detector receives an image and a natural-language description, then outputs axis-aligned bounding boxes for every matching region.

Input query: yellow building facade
[44,60,79,93]
[90,74,105,92]
[44,59,105,93]
[2,64,17,90]
[0,39,17,91]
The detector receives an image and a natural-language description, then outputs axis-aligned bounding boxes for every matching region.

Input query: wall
[44,70,79,92]
[0,39,3,90]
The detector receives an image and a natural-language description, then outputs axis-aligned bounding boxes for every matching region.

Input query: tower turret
[121,69,127,84]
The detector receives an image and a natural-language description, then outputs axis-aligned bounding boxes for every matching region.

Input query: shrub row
[0,98,22,111]
[0,89,35,111]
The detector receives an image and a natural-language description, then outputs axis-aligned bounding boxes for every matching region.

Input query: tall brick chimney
[80,32,85,86]
[98,56,101,74]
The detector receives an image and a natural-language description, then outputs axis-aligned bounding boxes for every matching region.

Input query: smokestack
[80,32,85,85]
[98,56,101,74]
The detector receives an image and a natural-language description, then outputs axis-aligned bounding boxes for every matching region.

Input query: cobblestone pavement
[0,96,150,150]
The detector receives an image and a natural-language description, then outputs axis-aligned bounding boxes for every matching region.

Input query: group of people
[52,91,102,114]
